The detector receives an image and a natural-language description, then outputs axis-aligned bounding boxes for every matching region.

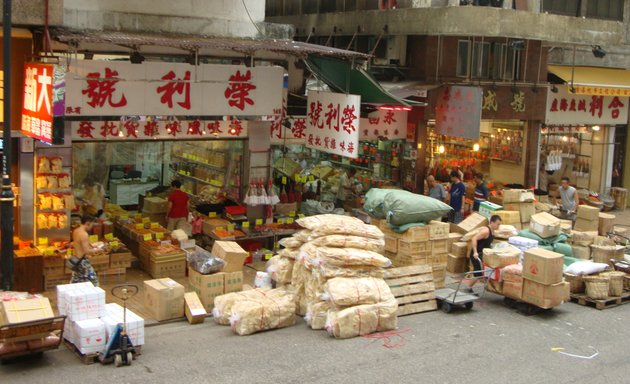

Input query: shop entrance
[612,125,626,188]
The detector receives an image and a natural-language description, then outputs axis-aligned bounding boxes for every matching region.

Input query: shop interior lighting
[438,145,445,154]
[378,106,413,111]
[591,125,601,131]
[473,143,480,152]
[417,143,422,149]
[592,46,606,58]
[562,135,569,142]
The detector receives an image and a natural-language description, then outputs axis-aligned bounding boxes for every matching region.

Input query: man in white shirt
[559,177,579,222]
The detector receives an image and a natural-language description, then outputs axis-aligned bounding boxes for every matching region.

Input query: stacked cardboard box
[143,278,185,321]
[521,248,569,309]
[529,212,561,238]
[148,243,187,279]
[447,242,469,274]
[502,189,536,226]
[493,210,522,230]
[574,205,600,232]
[101,303,145,346]
[184,292,207,324]
[452,213,488,235]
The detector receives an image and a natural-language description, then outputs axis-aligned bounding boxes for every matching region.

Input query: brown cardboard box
[384,237,398,253]
[212,241,248,273]
[503,274,523,300]
[447,254,468,274]
[503,189,535,204]
[574,218,599,232]
[451,242,469,258]
[522,280,570,309]
[143,196,168,213]
[399,226,429,242]
[0,298,54,326]
[559,219,573,233]
[482,245,521,268]
[529,212,561,238]
[577,205,600,221]
[184,292,207,324]
[188,269,224,313]
[428,220,450,240]
[598,213,615,236]
[455,213,488,234]
[493,210,521,225]
[143,278,185,321]
[571,245,591,260]
[398,239,430,255]
[487,280,503,295]
[518,203,536,224]
[202,218,232,236]
[223,271,244,294]
[447,232,463,249]
[522,248,564,285]
[431,239,449,254]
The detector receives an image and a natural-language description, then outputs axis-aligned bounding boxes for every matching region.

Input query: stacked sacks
[290,214,397,338]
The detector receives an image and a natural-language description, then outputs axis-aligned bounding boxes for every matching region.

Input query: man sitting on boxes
[558,177,579,223]
[466,214,502,292]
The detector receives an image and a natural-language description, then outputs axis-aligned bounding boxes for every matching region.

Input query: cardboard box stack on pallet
[380,220,450,288]
[500,189,536,230]
[521,248,570,308]
[187,241,246,314]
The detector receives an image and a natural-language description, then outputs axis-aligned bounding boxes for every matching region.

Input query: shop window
[456,40,471,78]
[302,0,318,14]
[491,43,504,80]
[285,0,301,15]
[472,42,491,79]
[542,0,580,17]
[265,0,283,17]
[586,0,623,21]
[504,46,522,81]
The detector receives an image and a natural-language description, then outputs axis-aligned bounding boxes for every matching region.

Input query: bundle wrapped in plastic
[278,237,304,249]
[325,298,398,339]
[297,214,384,240]
[188,248,226,274]
[213,288,275,325]
[305,270,327,303]
[229,290,297,336]
[305,301,331,330]
[291,259,311,286]
[301,244,391,268]
[322,277,394,307]
[317,264,386,279]
[277,248,300,260]
[309,235,385,252]
[266,255,294,284]
[293,230,312,243]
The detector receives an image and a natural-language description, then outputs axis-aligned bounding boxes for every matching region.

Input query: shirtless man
[70,215,99,286]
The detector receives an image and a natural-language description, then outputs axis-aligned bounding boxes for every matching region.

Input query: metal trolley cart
[435,269,489,313]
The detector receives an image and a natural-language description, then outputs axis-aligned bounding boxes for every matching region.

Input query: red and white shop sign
[21,63,54,143]
[71,119,248,141]
[64,60,283,117]
[305,91,360,158]
[361,110,407,140]
[546,85,629,125]
[270,117,307,144]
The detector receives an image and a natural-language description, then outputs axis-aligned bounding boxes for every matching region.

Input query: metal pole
[1,0,15,291]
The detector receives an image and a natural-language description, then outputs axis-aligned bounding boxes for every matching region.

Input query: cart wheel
[114,354,123,367]
[442,302,452,313]
[126,352,133,366]
[465,302,474,310]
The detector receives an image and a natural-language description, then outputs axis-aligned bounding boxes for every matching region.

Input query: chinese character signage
[573,85,630,97]
[270,117,307,144]
[21,63,54,143]
[71,119,248,141]
[546,85,628,125]
[305,91,361,158]
[64,60,283,117]
[361,110,407,140]
[435,86,482,140]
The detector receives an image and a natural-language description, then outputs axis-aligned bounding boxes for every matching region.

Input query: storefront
[542,84,629,206]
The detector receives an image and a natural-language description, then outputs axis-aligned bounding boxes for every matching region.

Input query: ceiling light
[473,143,480,152]
[438,145,445,154]
[592,125,600,131]
[592,46,606,58]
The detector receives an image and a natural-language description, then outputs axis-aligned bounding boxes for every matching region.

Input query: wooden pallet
[64,340,143,365]
[385,265,438,316]
[570,291,630,310]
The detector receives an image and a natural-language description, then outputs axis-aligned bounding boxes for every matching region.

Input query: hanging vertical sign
[434,85,482,140]
[21,63,55,143]
[305,91,360,158]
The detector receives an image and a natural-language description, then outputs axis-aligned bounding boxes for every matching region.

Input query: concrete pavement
[2,292,629,384]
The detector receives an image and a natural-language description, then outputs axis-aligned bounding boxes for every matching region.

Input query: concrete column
[579,0,588,17]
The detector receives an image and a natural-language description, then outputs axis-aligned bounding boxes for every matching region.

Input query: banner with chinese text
[64,60,283,117]
[435,86,482,140]
[546,85,628,125]
[21,63,54,143]
[305,91,360,158]
[71,119,248,141]
[361,110,407,140]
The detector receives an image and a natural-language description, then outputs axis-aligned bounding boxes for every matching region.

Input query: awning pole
[1,0,15,291]
[570,44,576,92]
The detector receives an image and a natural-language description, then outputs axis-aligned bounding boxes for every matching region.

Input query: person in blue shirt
[448,170,466,224]
[473,173,489,211]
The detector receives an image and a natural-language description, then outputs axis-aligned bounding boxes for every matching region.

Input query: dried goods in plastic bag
[266,255,294,284]
[301,243,391,268]
[305,301,331,330]
[278,237,304,249]
[297,214,384,240]
[309,235,385,252]
[325,298,398,339]
[229,290,297,335]
[213,288,274,325]
[322,277,394,307]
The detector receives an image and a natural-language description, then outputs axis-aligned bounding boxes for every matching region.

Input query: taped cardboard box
[482,244,521,268]
[428,220,450,240]
[450,242,469,258]
[493,210,521,225]
[522,248,564,285]
[503,189,535,204]
[455,213,488,234]
[447,254,468,274]
[447,232,463,253]
[144,278,185,321]
[577,205,600,221]
[431,239,449,254]
[63,285,107,322]
[188,269,224,312]
[522,280,570,309]
[211,241,248,273]
[0,298,54,326]
[503,274,523,300]
[184,292,207,324]
[224,271,244,294]
[529,212,561,238]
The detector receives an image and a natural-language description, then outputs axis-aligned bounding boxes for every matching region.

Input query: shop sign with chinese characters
[434,86,482,140]
[71,119,248,141]
[546,85,628,125]
[21,63,54,143]
[64,60,283,117]
[305,91,361,158]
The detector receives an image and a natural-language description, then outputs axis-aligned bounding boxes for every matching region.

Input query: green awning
[304,55,411,106]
